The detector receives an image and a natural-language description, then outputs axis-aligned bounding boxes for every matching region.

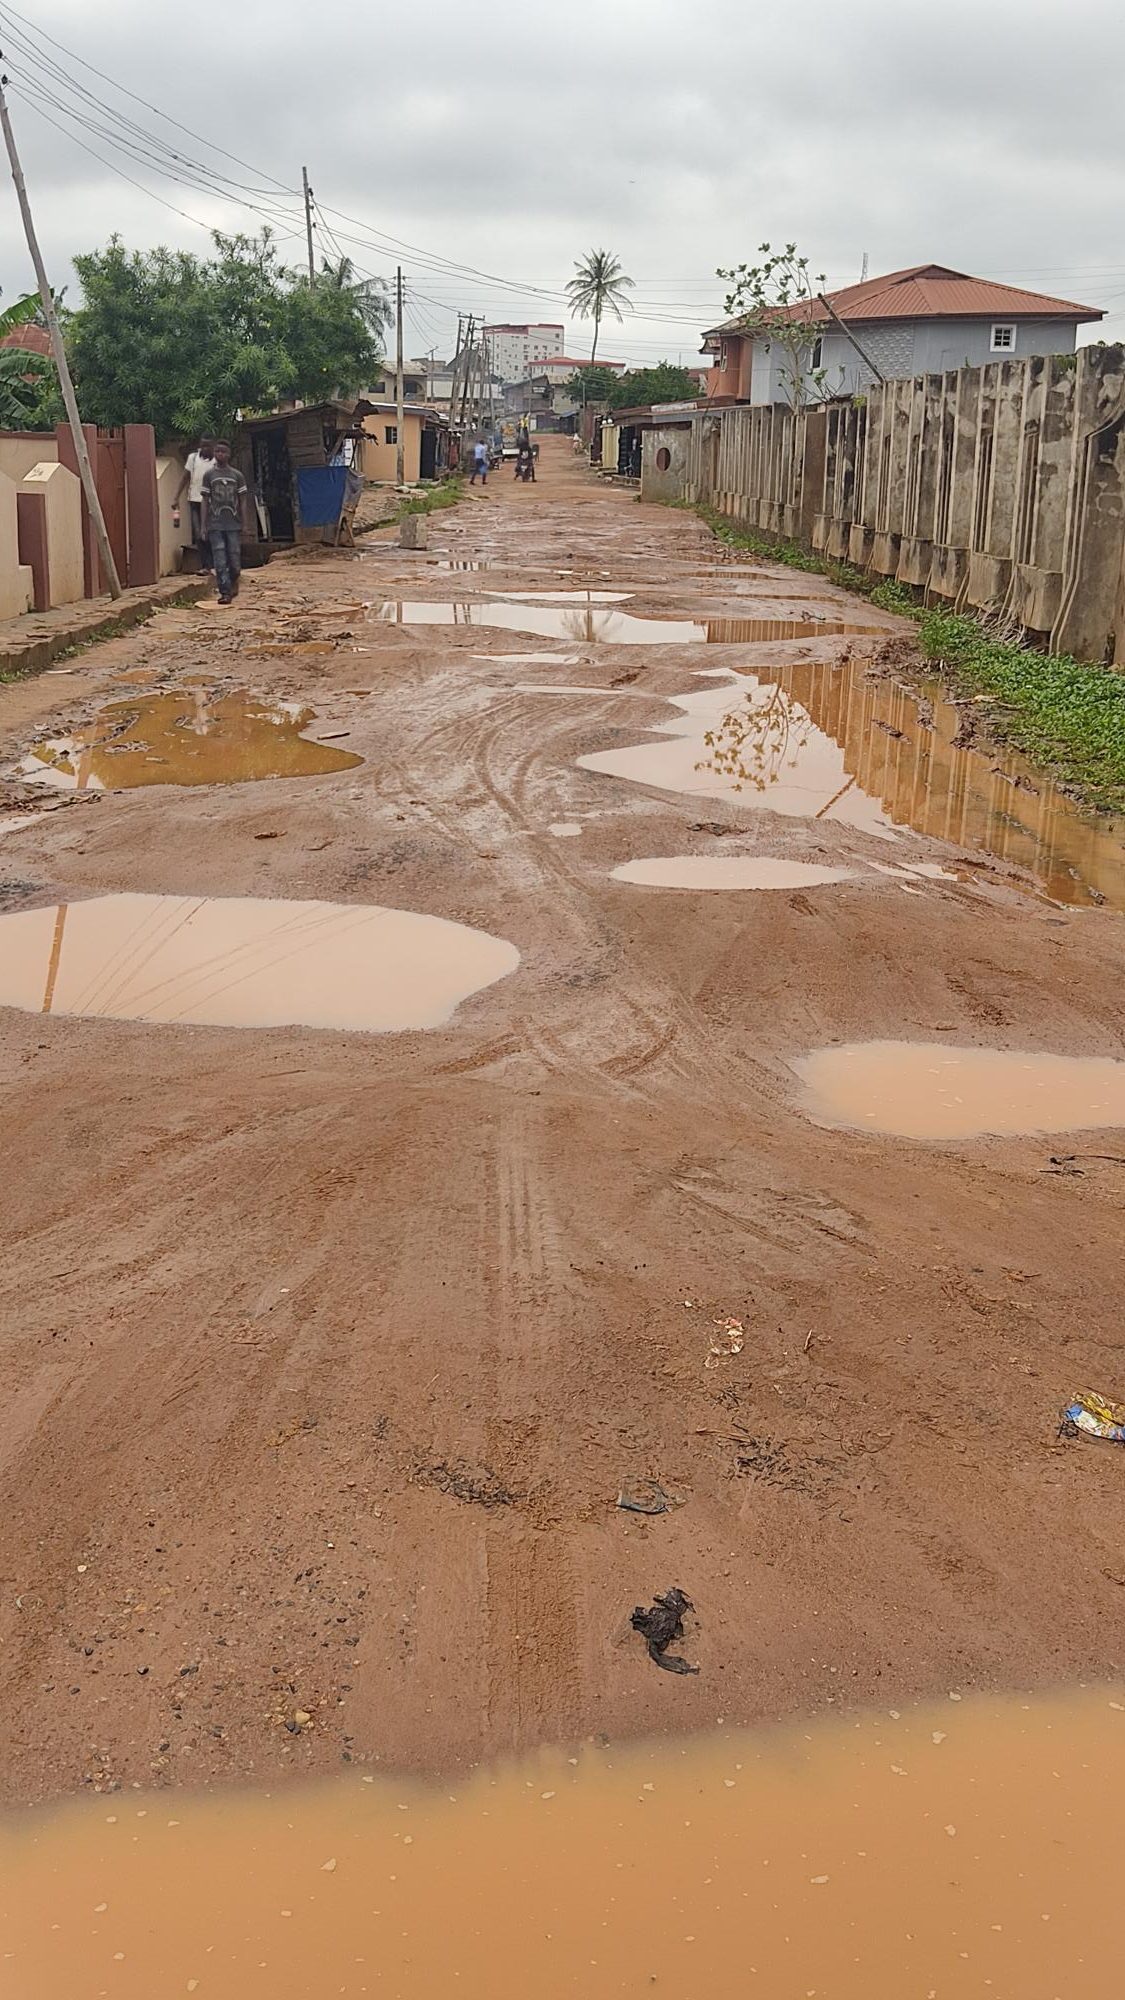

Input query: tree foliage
[609,362,699,409]
[716,241,828,410]
[566,248,634,363]
[318,255,391,339]
[564,360,700,411]
[67,229,382,437]
[562,364,621,404]
[0,292,63,429]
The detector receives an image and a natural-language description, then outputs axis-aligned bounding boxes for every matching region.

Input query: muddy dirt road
[2,438,1124,1807]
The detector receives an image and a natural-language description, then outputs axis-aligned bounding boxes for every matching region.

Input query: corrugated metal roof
[703,264,1103,338]
[0,323,51,355]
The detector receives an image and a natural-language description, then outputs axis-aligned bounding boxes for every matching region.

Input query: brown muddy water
[17,690,362,792]
[4,1689,1124,1999]
[372,602,879,646]
[796,1041,1125,1141]
[612,856,859,890]
[577,663,1125,907]
[0,894,519,1033]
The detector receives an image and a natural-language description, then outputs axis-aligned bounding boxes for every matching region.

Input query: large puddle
[0,894,519,1032]
[797,1039,1125,1140]
[373,602,878,646]
[18,690,362,792]
[613,855,859,890]
[4,1688,1124,1998]
[578,662,1125,905]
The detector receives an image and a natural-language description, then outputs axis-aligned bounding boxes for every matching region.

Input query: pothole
[794,1040,1125,1140]
[612,857,860,890]
[371,602,879,646]
[0,894,519,1032]
[16,690,363,791]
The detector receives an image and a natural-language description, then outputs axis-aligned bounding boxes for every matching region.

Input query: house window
[991,323,1016,352]
[385,425,398,444]
[810,336,824,370]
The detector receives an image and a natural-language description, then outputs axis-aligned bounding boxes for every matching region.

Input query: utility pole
[447,313,463,424]
[0,72,122,598]
[458,316,475,429]
[395,266,405,488]
[302,166,316,282]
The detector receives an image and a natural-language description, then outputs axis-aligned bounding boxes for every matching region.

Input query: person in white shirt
[175,436,215,569]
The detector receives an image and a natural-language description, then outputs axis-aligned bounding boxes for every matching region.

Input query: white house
[702,263,1105,406]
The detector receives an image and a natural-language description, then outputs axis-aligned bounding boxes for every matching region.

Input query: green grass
[683,502,1125,815]
[396,475,463,518]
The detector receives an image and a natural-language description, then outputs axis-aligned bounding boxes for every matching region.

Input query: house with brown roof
[701,263,1104,406]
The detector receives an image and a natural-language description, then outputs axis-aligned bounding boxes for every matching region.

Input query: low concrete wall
[0,470,33,618]
[21,461,83,606]
[156,452,193,576]
[678,344,1125,663]
[640,427,691,503]
[0,432,58,486]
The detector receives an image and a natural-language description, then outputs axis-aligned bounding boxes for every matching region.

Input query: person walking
[470,438,489,487]
[174,434,215,569]
[200,443,250,606]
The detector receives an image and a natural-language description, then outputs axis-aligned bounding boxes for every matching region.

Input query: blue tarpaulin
[296,465,347,527]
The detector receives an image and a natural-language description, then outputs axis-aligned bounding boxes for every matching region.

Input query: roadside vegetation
[686,502,1125,815]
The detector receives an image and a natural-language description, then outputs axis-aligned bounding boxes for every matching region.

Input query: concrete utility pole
[0,72,122,598]
[302,166,316,282]
[459,316,475,429]
[395,267,405,488]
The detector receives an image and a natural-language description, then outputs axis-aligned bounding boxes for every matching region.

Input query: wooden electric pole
[302,166,316,282]
[395,267,405,488]
[0,73,122,598]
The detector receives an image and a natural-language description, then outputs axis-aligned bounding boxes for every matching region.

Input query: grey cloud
[1,0,1122,359]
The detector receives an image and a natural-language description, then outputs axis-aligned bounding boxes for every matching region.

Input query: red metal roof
[704,264,1103,337]
[0,323,51,354]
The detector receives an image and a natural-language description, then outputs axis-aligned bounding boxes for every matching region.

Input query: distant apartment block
[483,324,565,383]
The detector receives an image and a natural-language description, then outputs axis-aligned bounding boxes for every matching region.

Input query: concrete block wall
[677,343,1125,663]
[0,471,34,619]
[20,461,83,606]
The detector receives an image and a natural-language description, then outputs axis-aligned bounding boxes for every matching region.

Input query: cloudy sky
[1,0,1122,367]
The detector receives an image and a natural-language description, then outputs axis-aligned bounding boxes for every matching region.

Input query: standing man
[175,434,215,569]
[200,442,251,606]
[470,436,489,487]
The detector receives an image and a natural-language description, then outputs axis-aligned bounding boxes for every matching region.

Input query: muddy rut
[1,438,1124,1807]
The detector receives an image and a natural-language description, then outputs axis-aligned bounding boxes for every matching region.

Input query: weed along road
[3,434,1125,1809]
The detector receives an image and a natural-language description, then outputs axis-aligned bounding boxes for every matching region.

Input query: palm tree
[318,255,392,340]
[566,249,634,364]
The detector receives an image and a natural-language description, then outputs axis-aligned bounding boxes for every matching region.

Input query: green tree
[715,241,828,410]
[0,292,62,429]
[563,364,620,405]
[67,229,380,437]
[566,248,634,364]
[318,255,391,340]
[609,361,699,409]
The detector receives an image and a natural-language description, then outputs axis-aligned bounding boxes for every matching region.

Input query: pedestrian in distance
[470,438,489,487]
[174,434,216,570]
[201,442,251,606]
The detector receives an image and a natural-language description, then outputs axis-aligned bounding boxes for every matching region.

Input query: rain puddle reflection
[0,894,519,1032]
[613,856,859,890]
[4,1688,1123,1999]
[581,661,1125,905]
[796,1040,1125,1140]
[372,602,877,646]
[17,690,363,792]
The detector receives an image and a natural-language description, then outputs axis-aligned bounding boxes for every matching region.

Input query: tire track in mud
[476,1101,583,1748]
